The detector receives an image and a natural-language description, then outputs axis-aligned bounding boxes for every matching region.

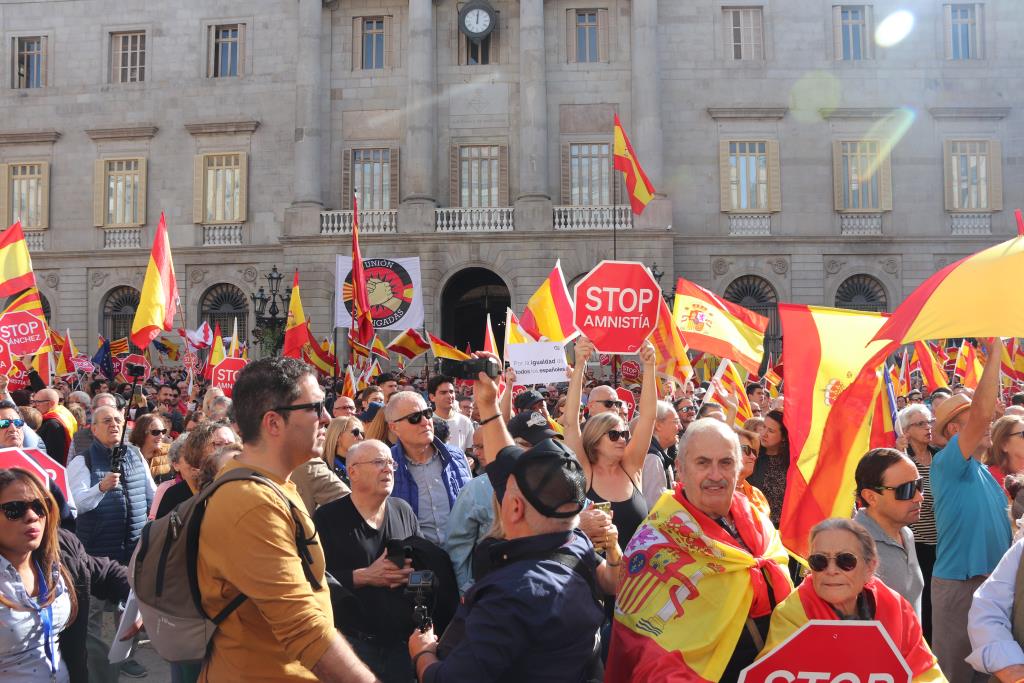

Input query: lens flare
[789,71,842,122]
[875,11,915,48]
[859,107,917,179]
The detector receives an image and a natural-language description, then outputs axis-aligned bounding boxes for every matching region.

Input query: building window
[945,140,1002,212]
[362,17,385,69]
[834,5,873,60]
[569,143,612,206]
[207,24,244,78]
[194,152,247,224]
[946,4,982,60]
[576,11,599,62]
[7,163,48,229]
[459,145,500,208]
[723,7,763,60]
[199,283,249,346]
[111,32,145,83]
[724,274,780,357]
[352,149,391,210]
[102,286,142,352]
[835,274,888,313]
[467,35,491,65]
[13,36,46,88]
[719,140,781,213]
[97,159,146,227]
[567,9,608,64]
[833,140,892,211]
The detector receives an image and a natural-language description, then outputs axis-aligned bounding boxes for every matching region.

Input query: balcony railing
[435,207,513,232]
[23,230,45,252]
[202,224,244,246]
[320,210,398,235]
[950,212,991,236]
[553,205,632,231]
[840,213,883,236]
[103,227,142,249]
[727,214,771,237]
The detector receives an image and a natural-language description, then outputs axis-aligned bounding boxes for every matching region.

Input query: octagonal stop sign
[213,357,249,397]
[0,310,49,357]
[573,261,660,354]
[739,620,912,683]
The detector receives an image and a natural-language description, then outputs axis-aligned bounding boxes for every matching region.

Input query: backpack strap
[541,548,602,607]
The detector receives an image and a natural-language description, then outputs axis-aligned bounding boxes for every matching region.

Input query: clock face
[464,8,492,34]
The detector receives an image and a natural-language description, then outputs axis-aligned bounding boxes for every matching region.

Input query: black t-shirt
[314,495,420,643]
[155,479,192,519]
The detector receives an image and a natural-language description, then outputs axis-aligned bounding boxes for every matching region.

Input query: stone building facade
[0,0,1019,358]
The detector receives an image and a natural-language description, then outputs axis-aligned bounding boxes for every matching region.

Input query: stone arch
[723,274,779,358]
[439,266,511,355]
[834,273,889,313]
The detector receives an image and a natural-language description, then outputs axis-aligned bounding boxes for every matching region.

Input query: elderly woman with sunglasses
[128,413,173,485]
[291,416,357,517]
[759,518,944,682]
[735,427,770,519]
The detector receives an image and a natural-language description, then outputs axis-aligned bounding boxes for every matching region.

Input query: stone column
[630,0,663,188]
[517,0,549,201]
[404,0,436,204]
[292,0,323,207]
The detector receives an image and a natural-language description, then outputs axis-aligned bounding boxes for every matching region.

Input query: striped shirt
[908,446,939,545]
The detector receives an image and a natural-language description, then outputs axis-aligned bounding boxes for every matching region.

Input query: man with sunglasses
[586,385,625,419]
[32,388,75,466]
[673,396,698,432]
[386,391,470,547]
[853,448,925,616]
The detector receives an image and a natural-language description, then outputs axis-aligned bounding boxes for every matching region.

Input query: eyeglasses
[908,420,935,429]
[0,498,47,522]
[606,429,630,443]
[0,418,24,429]
[29,399,53,405]
[350,458,396,470]
[873,478,923,501]
[1008,431,1024,441]
[351,429,365,438]
[98,417,124,426]
[808,552,859,572]
[335,404,356,412]
[270,401,325,416]
[741,445,757,458]
[394,408,433,425]
[677,405,697,414]
[149,428,168,437]
[597,400,624,409]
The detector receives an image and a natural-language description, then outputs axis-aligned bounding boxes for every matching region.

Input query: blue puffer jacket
[75,441,152,564]
[391,437,470,515]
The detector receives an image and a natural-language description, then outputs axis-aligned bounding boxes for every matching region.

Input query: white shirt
[0,555,72,682]
[67,444,157,514]
[440,411,474,452]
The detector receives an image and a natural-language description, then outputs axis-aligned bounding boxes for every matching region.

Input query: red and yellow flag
[349,337,371,364]
[227,318,240,359]
[341,365,356,399]
[955,339,984,389]
[303,327,338,376]
[370,335,390,360]
[0,222,37,298]
[2,286,50,354]
[707,358,753,425]
[203,323,226,380]
[778,304,890,558]
[427,332,470,361]
[505,308,535,346]
[109,338,129,357]
[282,271,307,359]
[349,192,374,346]
[648,297,693,387]
[387,328,430,361]
[1001,339,1019,386]
[673,277,768,375]
[521,260,577,343]
[911,341,950,392]
[130,213,178,350]
[612,113,656,215]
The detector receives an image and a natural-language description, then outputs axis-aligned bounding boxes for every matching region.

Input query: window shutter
[236,151,248,222]
[192,154,205,223]
[719,140,732,212]
[492,12,501,64]
[560,143,572,205]
[352,17,362,70]
[93,159,106,227]
[206,25,215,78]
[975,3,985,59]
[988,139,1003,211]
[389,147,401,208]
[0,165,8,225]
[137,157,148,226]
[38,161,49,229]
[865,5,875,59]
[498,145,510,206]
[566,10,577,64]
[832,6,843,60]
[767,140,782,212]
[878,147,893,212]
[597,9,610,62]
[449,145,460,207]
[41,36,48,86]
[458,32,467,66]
[943,5,953,59]
[832,141,844,211]
[238,24,247,76]
[942,140,954,211]
[341,149,352,209]
[383,16,394,68]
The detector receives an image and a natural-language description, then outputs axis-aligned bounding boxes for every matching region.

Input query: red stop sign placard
[573,261,660,354]
[121,353,151,381]
[616,386,636,421]
[0,337,13,376]
[213,358,249,397]
[620,359,641,384]
[739,620,911,683]
[182,351,199,371]
[0,311,48,357]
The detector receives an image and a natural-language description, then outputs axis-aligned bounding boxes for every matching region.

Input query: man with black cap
[513,388,549,417]
[410,359,622,682]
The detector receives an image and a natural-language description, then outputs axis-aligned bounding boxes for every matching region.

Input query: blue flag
[92,337,115,380]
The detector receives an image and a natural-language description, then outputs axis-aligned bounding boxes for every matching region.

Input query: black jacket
[58,528,132,683]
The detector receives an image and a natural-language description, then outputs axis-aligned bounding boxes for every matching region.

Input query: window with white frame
[459,145,500,208]
[723,7,763,60]
[8,163,47,228]
[835,5,872,60]
[728,142,767,210]
[834,140,893,211]
[362,17,386,69]
[207,24,244,78]
[104,159,145,226]
[196,153,246,223]
[945,140,1003,211]
[569,143,612,206]
[13,36,46,88]
[111,32,145,83]
[946,4,982,60]
[352,149,391,210]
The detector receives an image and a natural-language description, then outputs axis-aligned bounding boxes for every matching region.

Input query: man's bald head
[588,385,621,417]
[32,388,59,413]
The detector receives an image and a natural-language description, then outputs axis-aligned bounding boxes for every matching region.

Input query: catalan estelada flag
[612,113,656,215]
[673,277,768,375]
[282,271,307,359]
[387,328,430,361]
[648,297,692,387]
[779,304,890,558]
[0,222,37,298]
[131,213,178,350]
[428,332,470,361]
[911,341,950,392]
[520,260,578,343]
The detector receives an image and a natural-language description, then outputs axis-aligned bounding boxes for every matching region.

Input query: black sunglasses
[606,429,630,442]
[0,418,25,429]
[270,401,325,416]
[149,429,168,437]
[394,408,434,425]
[598,400,624,409]
[873,478,923,501]
[741,445,757,457]
[808,552,859,572]
[0,498,47,522]
[351,428,365,438]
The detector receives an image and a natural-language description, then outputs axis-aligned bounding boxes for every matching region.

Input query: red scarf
[675,485,792,618]
[797,576,935,676]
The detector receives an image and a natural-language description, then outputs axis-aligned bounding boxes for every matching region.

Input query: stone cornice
[185,120,260,136]
[929,106,1011,120]
[820,107,899,120]
[0,131,61,145]
[707,107,788,121]
[85,125,158,141]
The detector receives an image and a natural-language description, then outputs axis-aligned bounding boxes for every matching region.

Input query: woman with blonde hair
[0,468,77,681]
[129,413,173,484]
[292,416,360,516]
[363,408,393,446]
[985,414,1024,492]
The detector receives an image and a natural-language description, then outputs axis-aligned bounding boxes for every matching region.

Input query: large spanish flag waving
[649,296,693,386]
[613,113,656,215]
[427,332,470,361]
[911,341,950,392]
[0,222,36,297]
[282,271,307,359]
[778,304,890,558]
[520,260,578,343]
[130,213,178,350]
[673,277,768,375]
[387,328,430,361]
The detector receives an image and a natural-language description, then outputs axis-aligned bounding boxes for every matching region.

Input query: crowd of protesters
[2,338,1024,682]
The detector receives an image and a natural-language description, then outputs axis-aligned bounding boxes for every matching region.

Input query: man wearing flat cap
[411,359,621,682]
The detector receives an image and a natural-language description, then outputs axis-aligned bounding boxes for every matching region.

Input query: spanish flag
[370,335,390,360]
[227,318,240,359]
[131,213,178,350]
[707,358,753,426]
[1001,339,1019,384]
[673,277,768,375]
[954,339,984,389]
[504,308,535,346]
[0,222,37,298]
[911,341,950,392]
[349,337,371,364]
[203,323,225,381]
[282,271,307,359]
[648,297,692,386]
[349,192,375,346]
[520,260,578,343]
[612,113,656,215]
[303,328,338,376]
[387,328,430,361]
[428,332,470,361]
[779,304,890,558]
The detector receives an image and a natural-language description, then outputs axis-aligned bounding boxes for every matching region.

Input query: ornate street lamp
[250,266,292,355]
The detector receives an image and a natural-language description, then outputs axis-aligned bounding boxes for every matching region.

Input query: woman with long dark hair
[747,409,789,528]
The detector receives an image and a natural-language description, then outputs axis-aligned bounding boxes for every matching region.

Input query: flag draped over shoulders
[606,487,792,682]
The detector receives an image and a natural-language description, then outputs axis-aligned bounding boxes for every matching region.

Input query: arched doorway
[199,283,250,345]
[724,274,780,358]
[835,274,888,313]
[101,286,143,353]
[441,268,511,356]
